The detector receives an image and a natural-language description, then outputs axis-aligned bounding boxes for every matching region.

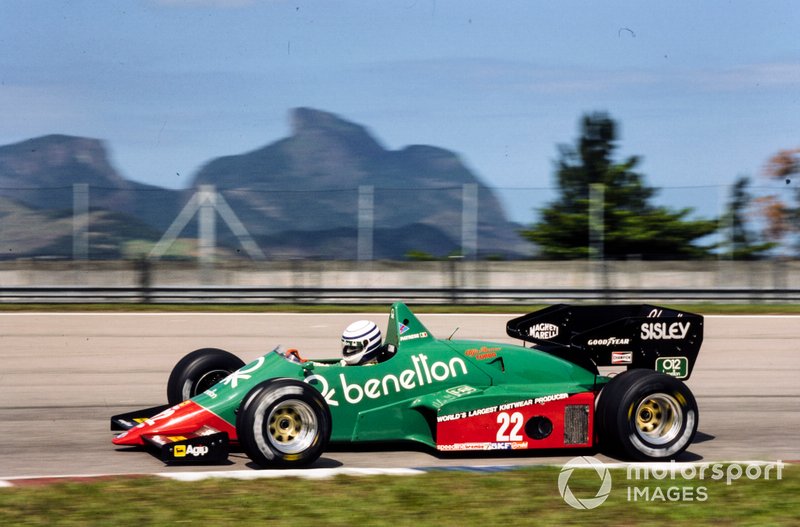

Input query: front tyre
[167,348,245,405]
[597,369,698,461]
[236,379,331,468]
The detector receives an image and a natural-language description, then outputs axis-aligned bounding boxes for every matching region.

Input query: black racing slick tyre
[167,348,245,405]
[236,379,331,468]
[596,369,698,461]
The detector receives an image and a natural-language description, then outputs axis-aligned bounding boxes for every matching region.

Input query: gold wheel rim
[269,407,302,444]
[265,400,318,454]
[634,393,683,446]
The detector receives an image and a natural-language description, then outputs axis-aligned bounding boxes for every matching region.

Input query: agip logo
[173,444,209,458]
[558,457,612,510]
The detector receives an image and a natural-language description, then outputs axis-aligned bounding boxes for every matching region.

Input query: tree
[765,148,800,182]
[522,113,718,260]
[720,176,776,259]
[758,147,800,255]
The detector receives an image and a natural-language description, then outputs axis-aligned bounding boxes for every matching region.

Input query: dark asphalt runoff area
[0,311,797,479]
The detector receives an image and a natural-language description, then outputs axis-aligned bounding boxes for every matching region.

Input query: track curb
[2,461,796,488]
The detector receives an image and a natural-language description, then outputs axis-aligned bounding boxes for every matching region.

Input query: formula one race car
[111,302,703,467]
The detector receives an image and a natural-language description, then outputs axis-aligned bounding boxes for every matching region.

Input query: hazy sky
[1,0,798,221]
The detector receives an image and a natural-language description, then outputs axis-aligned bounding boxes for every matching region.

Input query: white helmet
[341,320,382,365]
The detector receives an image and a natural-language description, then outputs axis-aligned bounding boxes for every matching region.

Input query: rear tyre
[167,348,245,405]
[596,369,698,461]
[236,379,331,468]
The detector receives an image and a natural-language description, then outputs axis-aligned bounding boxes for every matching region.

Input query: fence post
[461,183,478,259]
[589,183,604,261]
[198,185,216,267]
[136,257,152,303]
[72,183,89,260]
[589,183,610,298]
[448,255,463,303]
[358,185,374,261]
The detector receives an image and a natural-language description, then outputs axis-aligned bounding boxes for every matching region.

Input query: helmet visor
[342,339,366,357]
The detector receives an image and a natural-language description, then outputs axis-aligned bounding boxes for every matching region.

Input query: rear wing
[506,304,703,380]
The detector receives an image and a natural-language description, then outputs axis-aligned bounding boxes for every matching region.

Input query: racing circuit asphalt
[0,311,798,480]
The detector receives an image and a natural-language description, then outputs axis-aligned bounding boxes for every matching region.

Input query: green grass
[0,466,797,526]
[0,302,799,314]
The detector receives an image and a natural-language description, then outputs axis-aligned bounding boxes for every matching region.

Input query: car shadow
[243,457,344,470]
[328,437,713,464]
[328,440,600,462]
[692,431,715,444]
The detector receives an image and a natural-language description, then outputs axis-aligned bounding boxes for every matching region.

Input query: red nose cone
[113,401,233,446]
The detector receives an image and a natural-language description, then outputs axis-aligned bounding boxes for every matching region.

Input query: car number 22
[496,411,523,441]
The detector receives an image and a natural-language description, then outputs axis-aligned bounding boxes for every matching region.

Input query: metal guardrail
[2,286,800,304]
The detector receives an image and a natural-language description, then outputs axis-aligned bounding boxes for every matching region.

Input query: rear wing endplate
[506,304,703,380]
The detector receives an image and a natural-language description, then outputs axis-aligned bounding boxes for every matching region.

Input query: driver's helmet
[341,320,382,365]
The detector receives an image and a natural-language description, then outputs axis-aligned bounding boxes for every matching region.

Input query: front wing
[111,405,230,464]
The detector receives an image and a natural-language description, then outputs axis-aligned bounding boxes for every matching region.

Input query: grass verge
[1,466,797,526]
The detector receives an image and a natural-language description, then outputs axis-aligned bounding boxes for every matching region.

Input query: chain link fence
[0,182,795,262]
[2,181,799,304]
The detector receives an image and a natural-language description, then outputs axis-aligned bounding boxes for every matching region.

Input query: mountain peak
[291,107,357,134]
[2,134,104,163]
[289,107,385,158]
[0,134,124,184]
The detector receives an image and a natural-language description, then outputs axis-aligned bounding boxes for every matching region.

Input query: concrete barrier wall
[1,260,799,291]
